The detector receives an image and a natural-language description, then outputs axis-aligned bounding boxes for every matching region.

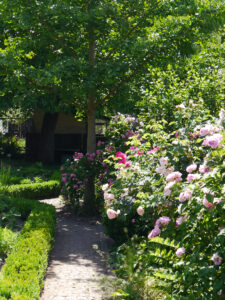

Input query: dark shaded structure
[26,110,106,163]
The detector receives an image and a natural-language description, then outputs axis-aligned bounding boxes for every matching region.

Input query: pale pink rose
[156,166,167,174]
[187,173,201,181]
[165,181,176,190]
[102,184,108,191]
[176,216,187,226]
[164,188,172,197]
[159,157,169,166]
[179,189,192,202]
[203,195,214,209]
[186,164,197,173]
[203,134,223,149]
[176,247,185,257]
[107,209,117,219]
[211,253,222,265]
[155,216,171,227]
[104,193,115,200]
[137,206,144,216]
[148,226,161,239]
[200,126,211,136]
[166,171,182,182]
[199,164,210,174]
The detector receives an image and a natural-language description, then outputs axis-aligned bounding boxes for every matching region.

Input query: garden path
[40,198,114,300]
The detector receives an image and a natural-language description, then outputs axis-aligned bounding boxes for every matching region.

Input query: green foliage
[0,198,56,299]
[0,227,17,258]
[0,135,24,160]
[0,180,60,199]
[0,163,12,185]
[0,0,225,116]
[0,196,21,229]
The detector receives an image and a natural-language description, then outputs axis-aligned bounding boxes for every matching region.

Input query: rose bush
[101,104,225,298]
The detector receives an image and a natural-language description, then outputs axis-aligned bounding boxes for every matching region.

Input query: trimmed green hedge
[0,198,56,299]
[0,181,60,200]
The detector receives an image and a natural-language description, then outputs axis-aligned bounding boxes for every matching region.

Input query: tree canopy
[1,0,225,212]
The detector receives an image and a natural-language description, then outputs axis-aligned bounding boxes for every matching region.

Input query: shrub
[101,105,225,298]
[0,198,56,299]
[0,180,60,199]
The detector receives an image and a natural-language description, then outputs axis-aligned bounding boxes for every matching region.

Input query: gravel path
[40,198,114,300]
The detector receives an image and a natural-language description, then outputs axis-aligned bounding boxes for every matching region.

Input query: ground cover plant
[0,197,56,300]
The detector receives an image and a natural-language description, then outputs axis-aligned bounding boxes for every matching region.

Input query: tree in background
[0,0,225,213]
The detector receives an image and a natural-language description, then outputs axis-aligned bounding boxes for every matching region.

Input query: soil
[40,198,114,300]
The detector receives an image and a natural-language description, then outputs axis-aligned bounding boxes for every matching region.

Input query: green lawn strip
[0,181,60,199]
[0,199,56,299]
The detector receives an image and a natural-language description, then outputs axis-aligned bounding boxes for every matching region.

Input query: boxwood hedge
[0,198,56,299]
[0,180,60,200]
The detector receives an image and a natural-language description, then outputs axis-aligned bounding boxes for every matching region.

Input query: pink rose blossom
[73,184,79,189]
[132,218,136,223]
[155,216,171,227]
[179,189,192,202]
[115,151,127,164]
[159,157,169,166]
[147,146,159,154]
[176,247,185,257]
[166,171,182,182]
[203,134,223,149]
[187,173,201,181]
[148,226,161,239]
[137,206,144,216]
[200,126,211,136]
[96,150,101,155]
[176,216,187,226]
[186,164,197,173]
[203,195,214,209]
[104,193,115,200]
[107,209,117,219]
[61,177,67,183]
[125,161,131,168]
[211,253,222,265]
[199,164,210,174]
[164,188,172,197]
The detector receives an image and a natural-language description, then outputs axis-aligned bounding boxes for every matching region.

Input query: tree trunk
[37,112,58,164]
[83,105,96,215]
[83,17,97,215]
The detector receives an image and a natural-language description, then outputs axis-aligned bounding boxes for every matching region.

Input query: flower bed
[0,198,56,299]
